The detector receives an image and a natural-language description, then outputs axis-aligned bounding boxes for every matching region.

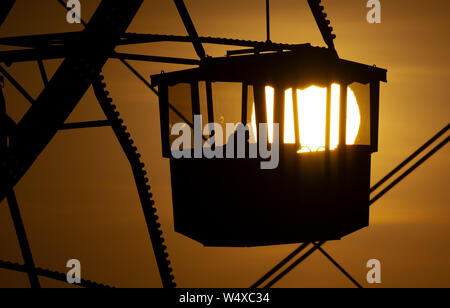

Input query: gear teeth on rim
[0,260,113,288]
[92,74,176,288]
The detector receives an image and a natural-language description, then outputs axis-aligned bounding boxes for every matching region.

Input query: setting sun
[251,84,361,152]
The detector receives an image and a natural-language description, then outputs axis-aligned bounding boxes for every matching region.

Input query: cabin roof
[151,46,387,88]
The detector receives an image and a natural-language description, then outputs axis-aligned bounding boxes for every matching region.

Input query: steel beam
[0,32,310,51]
[0,65,35,104]
[0,0,144,201]
[0,49,199,66]
[173,0,206,59]
[0,0,15,28]
[307,0,337,55]
[7,190,41,288]
[60,120,110,130]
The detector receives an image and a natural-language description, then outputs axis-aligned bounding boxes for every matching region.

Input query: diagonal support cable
[371,124,449,193]
[313,243,363,288]
[251,242,310,288]
[370,135,449,205]
[263,242,325,288]
[253,242,363,289]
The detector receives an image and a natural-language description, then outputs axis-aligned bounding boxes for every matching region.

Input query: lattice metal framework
[0,0,448,288]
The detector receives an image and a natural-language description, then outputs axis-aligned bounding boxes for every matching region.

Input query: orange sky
[0,0,449,288]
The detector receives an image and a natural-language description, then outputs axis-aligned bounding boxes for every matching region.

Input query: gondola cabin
[151,46,387,247]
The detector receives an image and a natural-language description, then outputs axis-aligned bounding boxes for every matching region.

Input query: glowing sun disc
[251,84,361,152]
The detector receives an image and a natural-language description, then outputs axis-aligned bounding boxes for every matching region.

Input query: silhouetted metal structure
[153,49,386,246]
[0,0,448,288]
